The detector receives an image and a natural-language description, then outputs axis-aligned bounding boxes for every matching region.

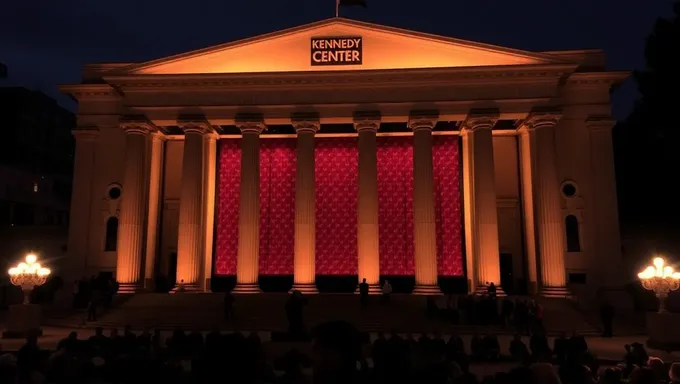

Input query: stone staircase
[82,293,601,335]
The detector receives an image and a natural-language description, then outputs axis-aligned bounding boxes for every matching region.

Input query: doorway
[499,253,514,295]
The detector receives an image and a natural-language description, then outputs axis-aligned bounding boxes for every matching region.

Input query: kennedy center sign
[311,36,363,66]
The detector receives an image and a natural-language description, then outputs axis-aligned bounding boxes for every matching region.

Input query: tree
[615,2,680,228]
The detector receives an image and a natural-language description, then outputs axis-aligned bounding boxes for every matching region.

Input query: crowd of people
[0,324,675,383]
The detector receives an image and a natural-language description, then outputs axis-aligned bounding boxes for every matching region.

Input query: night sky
[0,0,673,119]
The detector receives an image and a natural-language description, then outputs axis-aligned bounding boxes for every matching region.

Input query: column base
[540,286,571,298]
[355,284,382,295]
[170,283,202,293]
[232,283,261,294]
[290,283,318,294]
[475,285,506,297]
[413,284,443,295]
[117,282,142,294]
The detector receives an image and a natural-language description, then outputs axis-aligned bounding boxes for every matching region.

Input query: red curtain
[433,135,464,276]
[214,139,240,275]
[377,136,415,275]
[315,138,358,275]
[258,139,296,275]
[214,135,463,277]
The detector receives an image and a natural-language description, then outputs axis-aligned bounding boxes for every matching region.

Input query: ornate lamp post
[638,257,680,313]
[8,253,51,305]
[3,253,51,338]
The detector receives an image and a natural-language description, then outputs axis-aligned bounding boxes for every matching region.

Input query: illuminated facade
[61,18,627,298]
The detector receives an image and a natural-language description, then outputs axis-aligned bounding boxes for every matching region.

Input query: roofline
[116,18,571,74]
[103,63,577,84]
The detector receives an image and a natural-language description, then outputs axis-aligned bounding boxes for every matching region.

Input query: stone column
[460,129,477,293]
[175,120,211,291]
[408,112,441,295]
[67,129,99,283]
[291,116,320,293]
[518,127,539,295]
[525,111,569,297]
[116,121,155,293]
[462,110,503,295]
[233,117,266,294]
[354,112,381,294]
[202,132,218,291]
[144,132,166,290]
[587,116,624,288]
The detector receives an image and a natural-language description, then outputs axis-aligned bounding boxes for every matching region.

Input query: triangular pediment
[122,18,567,75]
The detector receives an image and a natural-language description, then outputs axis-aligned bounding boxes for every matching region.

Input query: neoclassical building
[61,18,627,298]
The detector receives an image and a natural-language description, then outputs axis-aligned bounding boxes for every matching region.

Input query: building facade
[61,19,627,298]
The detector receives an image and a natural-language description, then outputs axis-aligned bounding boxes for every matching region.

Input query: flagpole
[335,0,339,17]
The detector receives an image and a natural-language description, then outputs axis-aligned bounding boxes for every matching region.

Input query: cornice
[566,71,630,88]
[59,84,122,101]
[102,64,576,92]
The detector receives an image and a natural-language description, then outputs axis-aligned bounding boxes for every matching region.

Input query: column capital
[408,110,439,132]
[353,111,381,132]
[120,119,157,135]
[291,113,320,134]
[462,109,499,131]
[585,115,616,132]
[524,109,563,131]
[177,118,214,135]
[72,127,99,141]
[235,114,266,134]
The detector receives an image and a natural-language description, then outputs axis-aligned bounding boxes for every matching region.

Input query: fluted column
[518,127,539,295]
[461,129,477,293]
[68,129,99,283]
[291,116,320,293]
[408,112,441,295]
[587,116,624,288]
[116,121,155,293]
[525,111,569,297]
[175,120,211,291]
[354,112,381,294]
[144,132,166,290]
[233,117,266,294]
[202,132,218,291]
[462,110,504,295]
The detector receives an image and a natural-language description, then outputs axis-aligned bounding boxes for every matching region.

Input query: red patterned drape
[214,135,463,278]
[258,139,296,275]
[214,139,240,275]
[315,138,358,275]
[433,135,464,276]
[377,136,415,275]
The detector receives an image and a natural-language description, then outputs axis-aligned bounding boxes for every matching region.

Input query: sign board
[311,36,363,66]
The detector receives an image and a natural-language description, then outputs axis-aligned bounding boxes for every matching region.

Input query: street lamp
[638,257,680,313]
[8,253,50,305]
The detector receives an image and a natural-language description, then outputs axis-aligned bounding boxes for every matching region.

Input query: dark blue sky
[0,0,673,119]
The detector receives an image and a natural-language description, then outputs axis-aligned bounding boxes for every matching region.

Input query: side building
[0,86,75,276]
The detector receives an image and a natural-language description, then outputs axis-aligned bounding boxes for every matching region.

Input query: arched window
[565,215,581,252]
[104,217,119,252]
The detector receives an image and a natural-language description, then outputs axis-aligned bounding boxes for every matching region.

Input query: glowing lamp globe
[638,257,680,313]
[8,253,51,304]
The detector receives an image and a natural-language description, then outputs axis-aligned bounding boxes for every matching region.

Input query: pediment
[121,18,568,75]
